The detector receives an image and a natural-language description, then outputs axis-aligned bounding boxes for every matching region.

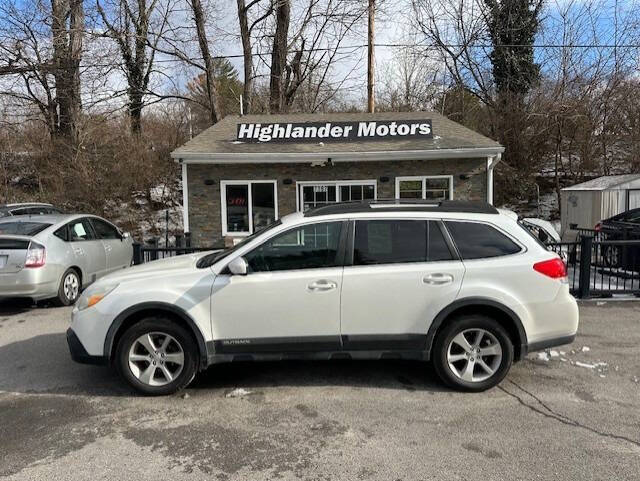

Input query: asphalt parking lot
[1,301,639,480]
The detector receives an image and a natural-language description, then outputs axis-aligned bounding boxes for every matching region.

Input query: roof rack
[304,199,499,217]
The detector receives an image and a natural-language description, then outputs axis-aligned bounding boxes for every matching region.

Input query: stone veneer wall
[186,157,487,246]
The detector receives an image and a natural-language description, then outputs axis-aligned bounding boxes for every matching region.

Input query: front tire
[432,315,514,392]
[115,318,198,396]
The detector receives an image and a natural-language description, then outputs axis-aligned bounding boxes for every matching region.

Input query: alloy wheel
[128,332,185,387]
[446,328,503,383]
[63,272,79,302]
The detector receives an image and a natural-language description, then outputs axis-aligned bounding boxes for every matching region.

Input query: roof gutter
[171,147,505,164]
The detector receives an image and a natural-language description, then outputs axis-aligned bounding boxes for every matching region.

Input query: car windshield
[196,220,282,269]
[0,221,52,236]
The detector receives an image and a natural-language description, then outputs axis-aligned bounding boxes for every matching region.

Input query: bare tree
[188,0,223,124]
[237,0,273,114]
[269,0,290,113]
[97,0,171,134]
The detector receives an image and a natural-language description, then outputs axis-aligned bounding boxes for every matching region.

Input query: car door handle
[423,273,454,285]
[307,280,337,292]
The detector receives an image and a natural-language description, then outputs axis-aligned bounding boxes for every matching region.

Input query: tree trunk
[129,90,143,135]
[237,0,253,114]
[191,0,222,124]
[269,0,290,114]
[51,0,83,141]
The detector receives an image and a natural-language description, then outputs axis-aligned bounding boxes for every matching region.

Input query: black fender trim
[425,298,528,361]
[103,302,209,370]
[526,334,576,354]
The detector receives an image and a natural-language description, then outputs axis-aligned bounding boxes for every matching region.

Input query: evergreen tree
[484,0,543,96]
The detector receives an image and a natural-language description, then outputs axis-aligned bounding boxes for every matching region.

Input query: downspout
[487,153,501,205]
[181,161,189,233]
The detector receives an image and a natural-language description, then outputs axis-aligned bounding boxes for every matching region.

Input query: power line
[2,41,636,73]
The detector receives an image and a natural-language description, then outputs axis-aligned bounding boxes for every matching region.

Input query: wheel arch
[104,302,209,370]
[427,298,528,361]
[68,265,83,284]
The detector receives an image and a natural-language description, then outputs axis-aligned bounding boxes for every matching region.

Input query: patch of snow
[225,388,252,398]
[549,350,560,358]
[581,346,591,352]
[536,352,550,362]
[573,361,607,369]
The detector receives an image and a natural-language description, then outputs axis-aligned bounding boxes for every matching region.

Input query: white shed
[561,174,640,236]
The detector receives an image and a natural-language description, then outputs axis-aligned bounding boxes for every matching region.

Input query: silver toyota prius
[0,214,133,305]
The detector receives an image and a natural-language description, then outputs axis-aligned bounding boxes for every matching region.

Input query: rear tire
[115,318,198,396]
[432,315,514,392]
[53,268,80,306]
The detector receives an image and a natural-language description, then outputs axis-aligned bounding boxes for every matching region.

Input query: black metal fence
[547,229,640,298]
[132,233,223,265]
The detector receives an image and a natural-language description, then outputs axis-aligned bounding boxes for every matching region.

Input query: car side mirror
[228,256,248,275]
[120,232,130,241]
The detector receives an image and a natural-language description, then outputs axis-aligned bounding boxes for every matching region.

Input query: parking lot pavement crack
[499,380,640,449]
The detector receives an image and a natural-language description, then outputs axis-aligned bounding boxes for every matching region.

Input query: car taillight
[533,258,567,280]
[25,242,46,268]
[594,222,602,232]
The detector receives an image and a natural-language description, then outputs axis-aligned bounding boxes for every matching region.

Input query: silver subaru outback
[0,214,133,305]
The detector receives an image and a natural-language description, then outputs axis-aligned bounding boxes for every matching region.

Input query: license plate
[0,256,6,269]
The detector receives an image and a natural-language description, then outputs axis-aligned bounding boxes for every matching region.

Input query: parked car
[0,214,133,305]
[595,208,640,268]
[497,209,560,245]
[67,200,578,395]
[0,203,63,217]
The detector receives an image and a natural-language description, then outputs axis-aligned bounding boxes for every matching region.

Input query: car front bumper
[66,328,108,365]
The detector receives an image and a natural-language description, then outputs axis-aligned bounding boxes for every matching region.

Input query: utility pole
[367,0,375,113]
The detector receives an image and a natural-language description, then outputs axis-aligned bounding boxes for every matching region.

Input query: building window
[221,181,277,236]
[297,181,377,211]
[395,176,453,201]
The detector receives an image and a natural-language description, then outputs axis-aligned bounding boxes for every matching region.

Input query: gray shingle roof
[562,174,640,191]
[171,111,502,160]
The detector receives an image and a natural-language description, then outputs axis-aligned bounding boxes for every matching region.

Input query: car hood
[103,252,210,282]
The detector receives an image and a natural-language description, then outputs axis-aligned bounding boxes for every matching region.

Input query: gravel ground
[0,300,639,480]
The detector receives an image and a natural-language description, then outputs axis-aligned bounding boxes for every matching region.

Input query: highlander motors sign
[236,119,433,143]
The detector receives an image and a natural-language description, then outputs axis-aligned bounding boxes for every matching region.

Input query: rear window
[353,220,453,265]
[0,222,51,236]
[613,210,640,223]
[446,221,521,260]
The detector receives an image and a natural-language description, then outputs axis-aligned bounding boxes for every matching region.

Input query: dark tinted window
[353,220,453,265]
[54,225,69,241]
[91,219,120,239]
[429,221,455,261]
[446,221,521,259]
[615,209,640,223]
[245,222,342,272]
[0,222,51,236]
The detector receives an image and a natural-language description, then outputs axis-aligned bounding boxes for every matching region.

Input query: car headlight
[76,282,119,311]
